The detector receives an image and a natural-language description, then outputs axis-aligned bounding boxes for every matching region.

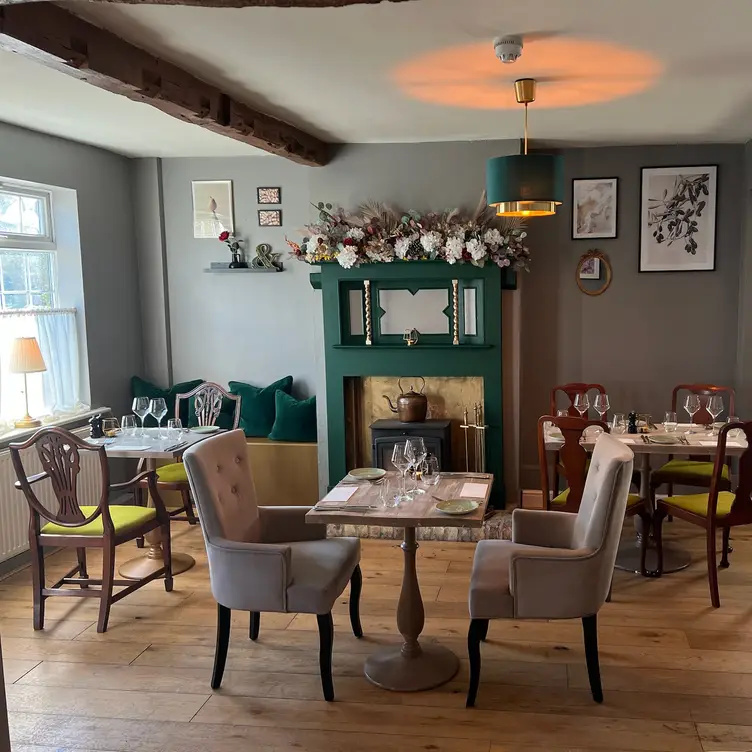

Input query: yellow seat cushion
[553,489,642,508]
[664,491,735,518]
[156,462,188,483]
[41,506,157,536]
[654,459,729,481]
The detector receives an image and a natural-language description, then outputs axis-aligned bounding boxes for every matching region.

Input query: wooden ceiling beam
[0,0,413,5]
[0,2,330,165]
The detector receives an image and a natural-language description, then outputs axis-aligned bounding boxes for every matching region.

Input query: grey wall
[0,121,143,416]
[520,143,745,484]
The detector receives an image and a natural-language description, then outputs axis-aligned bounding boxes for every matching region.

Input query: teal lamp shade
[486,154,564,217]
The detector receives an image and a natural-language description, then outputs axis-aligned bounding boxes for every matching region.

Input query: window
[0,251,56,310]
[0,185,53,244]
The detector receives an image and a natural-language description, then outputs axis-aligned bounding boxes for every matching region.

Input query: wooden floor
[3,521,752,752]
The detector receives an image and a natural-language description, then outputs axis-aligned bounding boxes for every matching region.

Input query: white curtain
[0,309,85,430]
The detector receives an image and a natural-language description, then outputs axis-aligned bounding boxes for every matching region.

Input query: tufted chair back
[182,430,261,543]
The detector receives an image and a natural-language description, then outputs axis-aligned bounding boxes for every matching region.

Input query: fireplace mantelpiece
[311,261,516,507]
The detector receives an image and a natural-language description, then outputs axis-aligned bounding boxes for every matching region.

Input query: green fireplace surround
[310,261,516,508]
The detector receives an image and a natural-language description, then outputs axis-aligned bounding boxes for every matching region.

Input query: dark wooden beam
[0,2,330,165]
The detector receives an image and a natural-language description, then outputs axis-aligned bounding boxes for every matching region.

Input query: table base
[364,643,460,692]
[614,541,691,575]
[119,550,195,580]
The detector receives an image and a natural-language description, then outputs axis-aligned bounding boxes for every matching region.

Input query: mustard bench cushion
[663,491,735,518]
[41,506,157,536]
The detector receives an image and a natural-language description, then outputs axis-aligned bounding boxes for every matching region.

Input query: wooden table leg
[119,458,195,580]
[364,526,459,691]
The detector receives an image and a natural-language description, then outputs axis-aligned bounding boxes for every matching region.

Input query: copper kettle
[383,377,427,422]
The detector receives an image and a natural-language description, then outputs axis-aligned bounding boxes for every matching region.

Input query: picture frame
[192,180,234,239]
[572,177,618,239]
[578,256,601,279]
[258,209,282,227]
[639,165,718,272]
[257,187,282,204]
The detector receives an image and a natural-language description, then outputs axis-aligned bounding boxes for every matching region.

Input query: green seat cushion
[268,391,317,443]
[655,459,729,481]
[156,462,188,483]
[664,491,735,518]
[131,376,204,428]
[553,489,642,508]
[41,506,157,536]
[229,376,293,437]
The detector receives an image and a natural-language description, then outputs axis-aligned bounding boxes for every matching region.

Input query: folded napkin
[617,437,636,444]
[461,482,488,499]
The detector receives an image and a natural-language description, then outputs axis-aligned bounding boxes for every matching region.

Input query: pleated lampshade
[9,337,46,374]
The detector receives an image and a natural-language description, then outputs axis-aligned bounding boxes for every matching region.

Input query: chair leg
[30,538,45,631]
[97,544,116,634]
[212,604,231,689]
[349,564,363,639]
[653,508,666,578]
[316,613,335,702]
[76,547,89,589]
[707,527,721,608]
[162,522,173,593]
[582,614,603,703]
[605,576,613,603]
[181,488,198,525]
[720,527,731,569]
[250,612,260,641]
[466,618,488,708]
[638,511,651,578]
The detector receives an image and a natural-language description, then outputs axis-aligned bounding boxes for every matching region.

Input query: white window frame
[0,182,55,251]
[0,249,58,310]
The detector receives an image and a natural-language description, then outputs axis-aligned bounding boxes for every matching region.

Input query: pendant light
[486,78,563,217]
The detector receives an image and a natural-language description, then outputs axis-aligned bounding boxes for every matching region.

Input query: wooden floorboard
[2,521,752,750]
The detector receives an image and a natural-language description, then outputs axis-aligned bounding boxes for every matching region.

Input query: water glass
[421,455,441,486]
[167,418,183,440]
[727,416,742,441]
[102,417,119,438]
[121,415,137,436]
[132,397,150,436]
[556,409,569,419]
[379,478,399,508]
[664,412,678,432]
[611,413,626,434]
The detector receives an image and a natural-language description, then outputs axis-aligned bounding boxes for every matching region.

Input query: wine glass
[593,394,610,422]
[132,397,150,436]
[573,393,589,418]
[406,437,427,495]
[684,394,701,433]
[149,397,168,439]
[391,442,412,503]
[707,395,724,435]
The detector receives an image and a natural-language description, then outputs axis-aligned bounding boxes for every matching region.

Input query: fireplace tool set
[461,403,487,473]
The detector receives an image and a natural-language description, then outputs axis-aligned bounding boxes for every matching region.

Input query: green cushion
[131,376,204,428]
[268,391,317,443]
[665,491,735,518]
[229,376,293,437]
[655,459,730,481]
[553,489,642,508]
[156,462,188,483]
[41,506,157,536]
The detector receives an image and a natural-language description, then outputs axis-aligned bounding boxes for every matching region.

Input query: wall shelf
[203,265,284,273]
[332,344,492,350]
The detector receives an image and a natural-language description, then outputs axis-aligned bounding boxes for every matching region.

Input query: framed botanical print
[192,180,234,239]
[257,187,281,204]
[639,165,717,272]
[572,178,618,239]
[258,209,282,227]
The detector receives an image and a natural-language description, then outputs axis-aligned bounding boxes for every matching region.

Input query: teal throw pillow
[131,376,204,427]
[268,391,317,443]
[229,376,293,437]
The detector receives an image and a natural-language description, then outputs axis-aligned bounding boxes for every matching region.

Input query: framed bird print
[192,180,234,239]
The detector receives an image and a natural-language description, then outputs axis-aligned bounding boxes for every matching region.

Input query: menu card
[461,482,488,499]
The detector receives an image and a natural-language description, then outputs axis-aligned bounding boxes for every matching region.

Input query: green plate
[348,467,386,481]
[436,499,480,516]
[648,434,680,445]
[191,426,221,435]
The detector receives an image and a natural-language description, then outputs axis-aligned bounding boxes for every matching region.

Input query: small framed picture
[192,180,234,239]
[578,256,601,279]
[258,209,282,227]
[572,178,618,239]
[257,187,281,204]
[639,165,718,272]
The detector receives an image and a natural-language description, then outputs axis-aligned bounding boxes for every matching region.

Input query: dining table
[97,428,214,580]
[545,424,748,574]
[306,470,493,692]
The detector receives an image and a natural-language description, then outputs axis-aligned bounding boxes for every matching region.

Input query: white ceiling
[4,0,752,157]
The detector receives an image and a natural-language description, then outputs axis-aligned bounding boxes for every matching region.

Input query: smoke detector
[493,35,523,64]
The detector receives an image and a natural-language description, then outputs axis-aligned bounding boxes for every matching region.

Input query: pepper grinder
[627,411,638,434]
[89,414,104,439]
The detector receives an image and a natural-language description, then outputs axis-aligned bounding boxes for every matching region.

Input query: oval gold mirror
[576,250,612,296]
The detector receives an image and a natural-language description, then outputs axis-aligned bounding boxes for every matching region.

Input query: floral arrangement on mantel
[285,193,530,270]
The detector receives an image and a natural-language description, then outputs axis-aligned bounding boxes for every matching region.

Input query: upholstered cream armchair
[466,433,633,707]
[183,430,362,702]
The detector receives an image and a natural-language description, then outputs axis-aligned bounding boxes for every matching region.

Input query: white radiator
[0,427,101,564]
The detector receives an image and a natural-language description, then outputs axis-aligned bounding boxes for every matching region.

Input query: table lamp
[9,336,46,429]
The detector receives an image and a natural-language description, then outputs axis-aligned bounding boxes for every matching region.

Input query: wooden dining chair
[549,383,607,418]
[538,415,651,574]
[10,428,172,633]
[650,384,736,498]
[140,381,241,525]
[653,421,752,608]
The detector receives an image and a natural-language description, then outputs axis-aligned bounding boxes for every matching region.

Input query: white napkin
[461,482,488,498]
[321,486,358,503]
[699,441,719,447]
[109,445,151,451]
[617,437,636,444]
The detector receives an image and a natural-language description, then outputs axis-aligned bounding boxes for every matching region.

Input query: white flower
[346,227,365,241]
[395,237,411,259]
[466,238,486,261]
[337,247,358,269]
[444,235,464,264]
[483,228,503,246]
[499,257,511,267]
[306,234,327,254]
[420,231,442,256]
